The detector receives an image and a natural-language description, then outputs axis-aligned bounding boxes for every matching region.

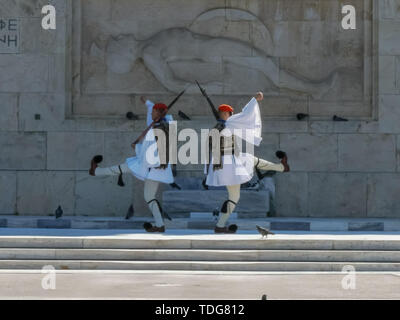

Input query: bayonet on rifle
[195,80,219,120]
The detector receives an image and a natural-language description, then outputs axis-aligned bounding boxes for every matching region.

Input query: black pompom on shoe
[143,222,153,230]
[228,224,238,233]
[93,155,103,164]
[276,151,287,159]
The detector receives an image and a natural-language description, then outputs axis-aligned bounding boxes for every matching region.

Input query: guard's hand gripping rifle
[195,80,219,120]
[131,89,186,148]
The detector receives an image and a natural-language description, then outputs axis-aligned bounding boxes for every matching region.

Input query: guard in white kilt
[205,92,290,234]
[89,97,174,233]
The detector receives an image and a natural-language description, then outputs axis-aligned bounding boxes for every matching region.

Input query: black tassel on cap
[117,165,125,187]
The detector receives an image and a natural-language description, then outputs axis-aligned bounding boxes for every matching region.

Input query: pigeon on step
[256,225,275,238]
[55,205,63,219]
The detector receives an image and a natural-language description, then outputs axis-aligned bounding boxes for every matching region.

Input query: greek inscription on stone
[0,18,19,53]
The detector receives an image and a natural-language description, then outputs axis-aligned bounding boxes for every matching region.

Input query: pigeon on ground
[126,112,139,120]
[333,115,348,122]
[296,113,309,121]
[55,205,63,219]
[178,110,191,120]
[256,225,275,238]
[125,204,134,220]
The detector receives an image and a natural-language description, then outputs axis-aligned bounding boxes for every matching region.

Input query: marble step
[0,260,399,271]
[0,248,400,262]
[1,236,400,251]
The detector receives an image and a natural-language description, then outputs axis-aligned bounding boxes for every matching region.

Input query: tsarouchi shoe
[214,224,238,234]
[143,222,165,233]
[89,155,103,176]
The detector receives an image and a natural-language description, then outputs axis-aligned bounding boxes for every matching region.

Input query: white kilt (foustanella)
[205,152,255,187]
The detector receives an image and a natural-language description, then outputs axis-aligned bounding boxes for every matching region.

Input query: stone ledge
[0,216,399,232]
[162,190,269,215]
[37,219,71,229]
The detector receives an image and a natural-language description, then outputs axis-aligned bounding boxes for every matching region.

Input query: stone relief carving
[102,26,337,99]
[73,2,374,118]
[87,8,338,99]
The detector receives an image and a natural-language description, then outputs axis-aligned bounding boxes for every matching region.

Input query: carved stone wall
[0,0,400,218]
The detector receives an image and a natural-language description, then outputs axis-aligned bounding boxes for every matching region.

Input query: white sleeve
[225,98,262,146]
[145,100,154,126]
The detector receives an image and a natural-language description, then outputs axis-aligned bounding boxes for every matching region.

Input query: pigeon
[126,112,139,120]
[55,205,63,219]
[169,182,182,190]
[296,113,309,121]
[178,110,191,120]
[256,225,275,238]
[125,204,134,220]
[333,115,348,122]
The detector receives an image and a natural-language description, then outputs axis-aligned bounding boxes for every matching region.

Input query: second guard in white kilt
[200,89,290,234]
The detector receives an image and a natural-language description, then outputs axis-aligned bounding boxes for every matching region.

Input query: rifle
[132,89,186,146]
[195,80,219,120]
